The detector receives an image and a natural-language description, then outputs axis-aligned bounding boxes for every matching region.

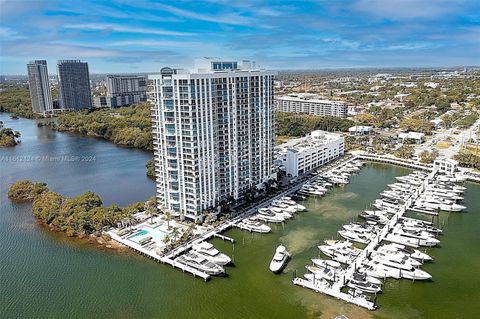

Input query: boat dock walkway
[163,156,360,261]
[107,230,211,281]
[294,168,439,309]
[293,277,377,310]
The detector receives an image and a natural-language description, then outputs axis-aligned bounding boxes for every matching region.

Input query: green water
[1,113,479,319]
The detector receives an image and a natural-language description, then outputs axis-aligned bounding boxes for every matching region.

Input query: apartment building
[27,60,53,114]
[94,75,147,108]
[277,130,344,177]
[57,60,92,110]
[275,93,349,118]
[149,59,276,221]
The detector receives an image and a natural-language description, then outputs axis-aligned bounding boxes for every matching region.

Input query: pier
[294,168,440,310]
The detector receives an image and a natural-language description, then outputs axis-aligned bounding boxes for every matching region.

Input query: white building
[275,93,349,118]
[398,132,425,144]
[94,75,147,108]
[149,59,276,221]
[277,130,344,177]
[433,159,458,175]
[349,125,373,135]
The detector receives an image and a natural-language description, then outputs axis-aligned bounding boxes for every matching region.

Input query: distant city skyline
[1,0,479,74]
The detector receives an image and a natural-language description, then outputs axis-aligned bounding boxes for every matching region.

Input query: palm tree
[145,199,157,224]
[164,211,172,229]
[171,227,179,242]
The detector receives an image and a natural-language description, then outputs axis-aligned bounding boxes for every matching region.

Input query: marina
[2,113,480,318]
[292,164,468,310]
[105,151,471,310]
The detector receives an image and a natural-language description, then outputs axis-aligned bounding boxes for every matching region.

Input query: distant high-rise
[57,60,92,110]
[94,75,147,108]
[27,60,53,114]
[149,59,276,221]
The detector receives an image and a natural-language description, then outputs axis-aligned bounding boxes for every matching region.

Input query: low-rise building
[398,132,425,144]
[275,93,350,118]
[349,125,373,135]
[277,130,345,177]
[433,159,457,174]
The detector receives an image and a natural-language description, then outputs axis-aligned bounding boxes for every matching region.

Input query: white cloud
[64,23,195,36]
[147,3,256,26]
[0,27,26,40]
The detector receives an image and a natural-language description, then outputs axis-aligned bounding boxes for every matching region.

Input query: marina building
[57,60,92,110]
[27,60,53,114]
[275,93,349,118]
[433,159,458,175]
[94,75,147,108]
[149,59,276,221]
[277,130,345,177]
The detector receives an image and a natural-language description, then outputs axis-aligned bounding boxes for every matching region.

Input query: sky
[0,0,479,74]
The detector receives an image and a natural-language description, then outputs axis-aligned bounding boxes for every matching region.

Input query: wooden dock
[292,278,376,310]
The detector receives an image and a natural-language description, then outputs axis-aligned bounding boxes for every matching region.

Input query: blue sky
[1,0,479,74]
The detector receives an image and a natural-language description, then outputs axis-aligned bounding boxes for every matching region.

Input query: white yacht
[255,209,285,223]
[311,258,343,270]
[370,250,422,269]
[338,229,373,245]
[346,280,381,294]
[192,242,232,266]
[238,218,271,233]
[175,251,225,276]
[385,231,439,247]
[269,245,290,273]
[268,207,293,219]
[380,243,432,262]
[319,244,361,264]
[305,265,344,282]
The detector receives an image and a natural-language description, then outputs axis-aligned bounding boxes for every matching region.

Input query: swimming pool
[127,227,167,244]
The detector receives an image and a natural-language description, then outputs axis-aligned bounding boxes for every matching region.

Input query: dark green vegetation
[8,180,152,237]
[49,103,153,150]
[455,148,480,169]
[146,158,156,177]
[0,85,36,118]
[8,180,48,201]
[394,144,415,159]
[276,112,354,137]
[0,121,21,147]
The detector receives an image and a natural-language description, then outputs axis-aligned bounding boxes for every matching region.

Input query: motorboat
[192,242,232,265]
[255,209,285,223]
[338,229,373,245]
[385,232,439,248]
[175,251,225,276]
[348,289,372,302]
[269,207,293,219]
[342,223,379,235]
[415,198,466,212]
[359,210,390,224]
[238,218,271,233]
[347,280,381,294]
[380,243,432,262]
[400,219,442,235]
[360,261,401,279]
[370,251,423,270]
[351,271,383,286]
[269,245,290,273]
[319,244,361,264]
[305,265,344,282]
[311,258,343,270]
[400,217,442,234]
